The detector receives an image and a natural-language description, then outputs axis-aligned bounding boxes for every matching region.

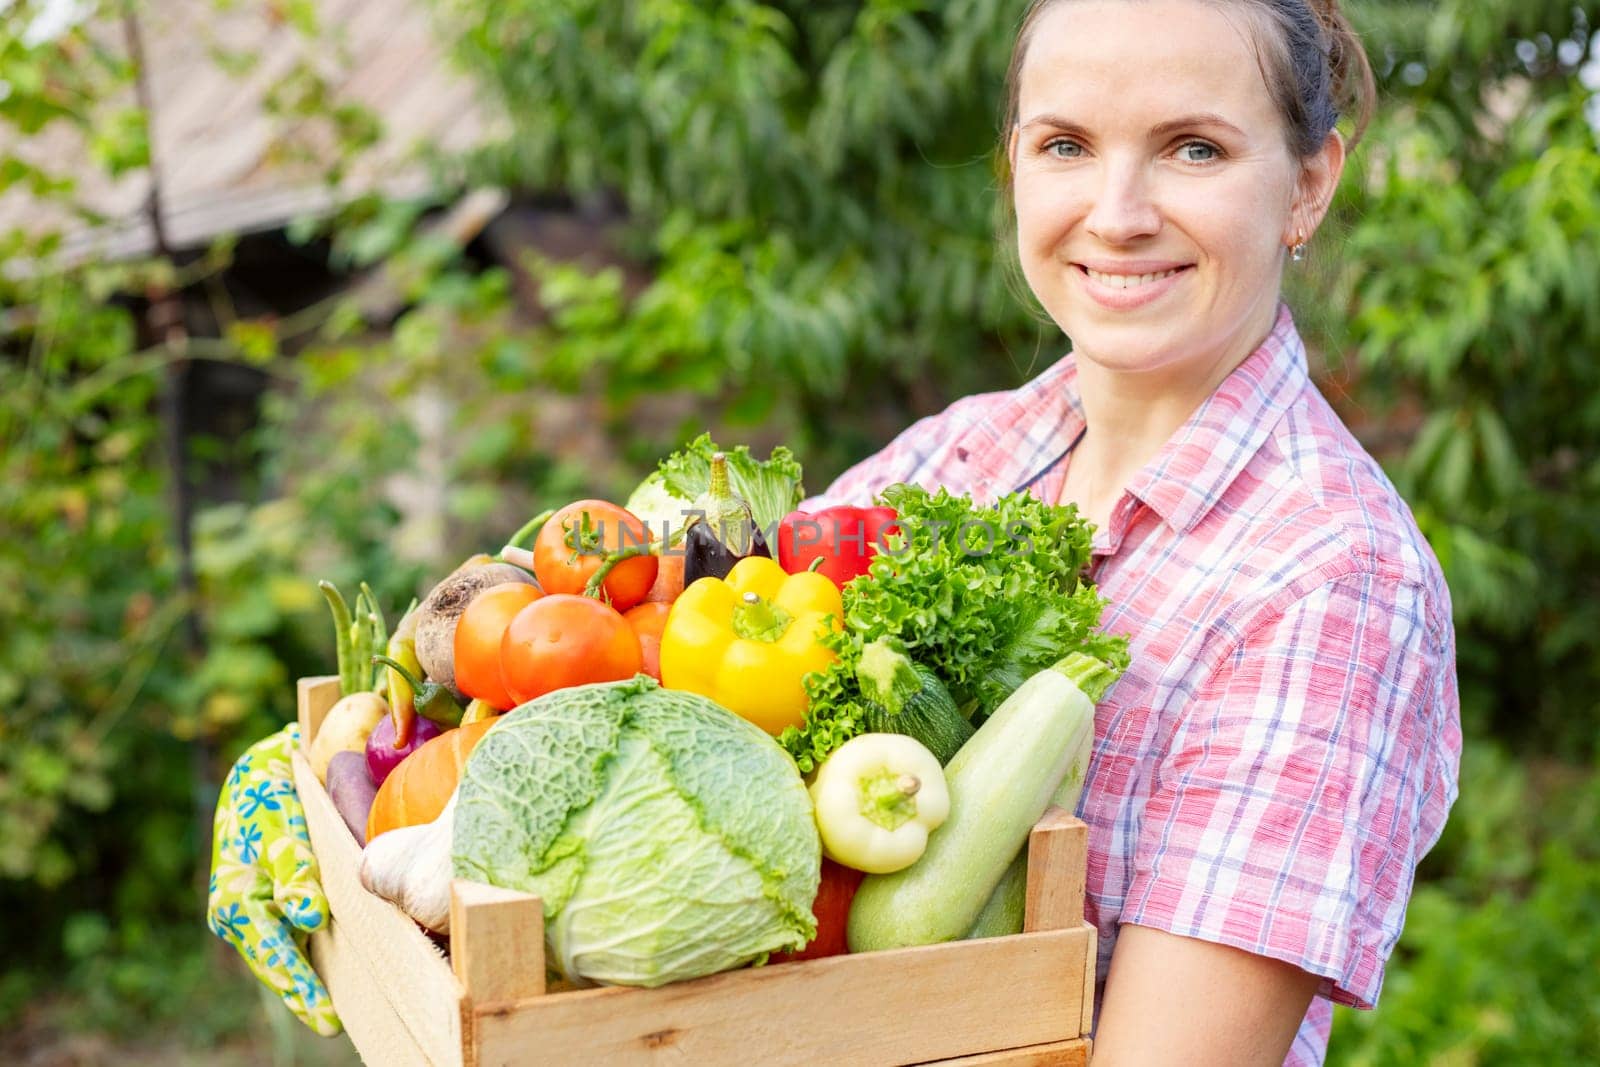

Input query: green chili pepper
[372,654,464,730]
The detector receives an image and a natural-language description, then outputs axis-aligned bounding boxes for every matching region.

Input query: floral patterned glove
[207,722,341,1036]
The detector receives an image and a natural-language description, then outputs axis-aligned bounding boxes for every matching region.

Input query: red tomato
[454,584,543,709]
[500,594,643,704]
[533,500,658,612]
[623,602,671,682]
[770,859,866,963]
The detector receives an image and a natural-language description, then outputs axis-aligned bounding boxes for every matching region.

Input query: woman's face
[1011,0,1318,381]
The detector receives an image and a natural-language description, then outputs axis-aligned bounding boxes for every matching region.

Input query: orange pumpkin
[365,718,496,841]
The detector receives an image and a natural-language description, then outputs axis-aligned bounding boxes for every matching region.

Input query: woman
[209,1,1460,1063]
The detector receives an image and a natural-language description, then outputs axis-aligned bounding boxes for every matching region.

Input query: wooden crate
[293,676,1097,1067]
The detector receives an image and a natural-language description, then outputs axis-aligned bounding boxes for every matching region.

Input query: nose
[1083,159,1162,245]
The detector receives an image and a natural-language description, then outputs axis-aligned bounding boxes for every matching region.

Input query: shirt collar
[1126,303,1309,534]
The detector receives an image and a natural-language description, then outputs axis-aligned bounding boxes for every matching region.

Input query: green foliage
[1299,0,1600,756]
[438,0,1036,464]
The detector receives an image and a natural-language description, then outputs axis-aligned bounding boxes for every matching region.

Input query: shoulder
[1206,382,1452,640]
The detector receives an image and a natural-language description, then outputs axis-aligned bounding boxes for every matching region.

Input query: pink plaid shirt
[809,304,1461,1065]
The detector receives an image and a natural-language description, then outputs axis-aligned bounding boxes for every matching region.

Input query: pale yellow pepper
[659,555,843,735]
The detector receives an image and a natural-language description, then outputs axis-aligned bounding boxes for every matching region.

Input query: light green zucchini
[846,651,1117,952]
[963,852,1027,939]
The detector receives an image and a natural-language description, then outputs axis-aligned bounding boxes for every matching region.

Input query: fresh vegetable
[361,791,458,934]
[413,556,536,694]
[499,594,642,705]
[770,859,866,963]
[319,580,389,696]
[963,852,1026,939]
[452,583,543,709]
[626,433,806,543]
[451,675,820,988]
[382,599,422,745]
[781,484,1128,772]
[963,672,1100,941]
[809,733,950,874]
[855,637,973,764]
[623,601,671,681]
[364,712,444,788]
[659,555,842,735]
[309,691,389,785]
[326,750,380,846]
[372,655,463,730]
[846,652,1118,952]
[366,718,496,841]
[460,698,502,725]
[641,547,686,604]
[682,451,772,584]
[777,505,898,589]
[532,499,657,610]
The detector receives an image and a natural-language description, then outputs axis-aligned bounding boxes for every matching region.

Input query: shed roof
[0,0,500,266]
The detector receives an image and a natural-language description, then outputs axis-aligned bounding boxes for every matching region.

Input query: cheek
[1171,178,1288,276]
[1012,172,1081,260]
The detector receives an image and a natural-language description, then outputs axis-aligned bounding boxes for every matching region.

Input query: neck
[1063,302,1281,520]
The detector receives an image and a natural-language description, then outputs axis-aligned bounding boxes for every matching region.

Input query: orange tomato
[454,584,543,709]
[642,547,685,604]
[533,500,658,612]
[623,601,672,682]
[500,594,643,704]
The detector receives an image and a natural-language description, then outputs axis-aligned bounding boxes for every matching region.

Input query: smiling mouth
[1079,265,1192,289]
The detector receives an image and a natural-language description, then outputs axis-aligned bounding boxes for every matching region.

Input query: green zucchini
[846,651,1117,952]
[963,852,1026,939]
[855,637,973,764]
[961,711,1097,940]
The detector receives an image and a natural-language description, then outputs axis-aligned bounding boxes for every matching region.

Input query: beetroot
[365,713,444,787]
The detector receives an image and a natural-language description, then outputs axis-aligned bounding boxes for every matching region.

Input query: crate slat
[465,925,1091,1066]
[296,676,460,1065]
[921,1037,1091,1066]
[308,914,433,1067]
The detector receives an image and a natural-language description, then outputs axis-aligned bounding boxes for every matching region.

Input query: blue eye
[1045,139,1084,159]
[1178,141,1220,163]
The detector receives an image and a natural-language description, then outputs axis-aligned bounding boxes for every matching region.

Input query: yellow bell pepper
[660,555,843,735]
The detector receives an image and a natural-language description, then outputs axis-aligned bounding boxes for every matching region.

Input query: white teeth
[1085,267,1183,289]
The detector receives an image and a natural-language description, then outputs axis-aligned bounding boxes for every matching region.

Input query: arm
[1092,924,1319,1067]
[1097,571,1458,1059]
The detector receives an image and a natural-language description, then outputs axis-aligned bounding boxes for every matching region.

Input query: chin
[1056,309,1186,371]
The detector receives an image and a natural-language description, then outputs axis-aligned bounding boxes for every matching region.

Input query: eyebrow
[1019,112,1247,139]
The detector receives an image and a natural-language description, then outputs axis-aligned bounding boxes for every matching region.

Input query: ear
[1285,129,1346,247]
[1008,124,1021,172]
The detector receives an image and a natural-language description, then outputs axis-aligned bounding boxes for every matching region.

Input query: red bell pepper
[777,505,898,589]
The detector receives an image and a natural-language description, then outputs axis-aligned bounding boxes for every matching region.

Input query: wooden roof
[0,0,500,266]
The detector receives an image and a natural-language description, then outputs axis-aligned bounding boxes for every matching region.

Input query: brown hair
[997,0,1377,179]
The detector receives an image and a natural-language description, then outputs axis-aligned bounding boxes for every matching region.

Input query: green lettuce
[780,484,1129,773]
[625,433,805,537]
[452,676,819,987]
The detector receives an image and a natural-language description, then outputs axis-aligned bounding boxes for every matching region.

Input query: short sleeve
[1120,570,1460,1009]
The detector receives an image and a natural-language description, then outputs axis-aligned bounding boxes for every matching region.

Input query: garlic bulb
[359,791,457,933]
